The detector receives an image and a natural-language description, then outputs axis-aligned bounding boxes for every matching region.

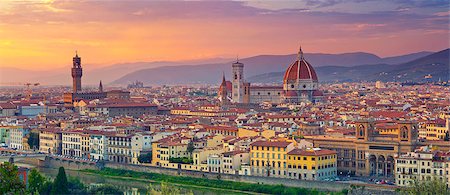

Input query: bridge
[0,154,47,163]
[0,147,36,155]
[46,155,98,165]
[0,148,98,167]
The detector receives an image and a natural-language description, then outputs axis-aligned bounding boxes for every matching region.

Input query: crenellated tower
[71,51,83,93]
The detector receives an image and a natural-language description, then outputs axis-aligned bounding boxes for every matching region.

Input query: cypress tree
[52,167,68,194]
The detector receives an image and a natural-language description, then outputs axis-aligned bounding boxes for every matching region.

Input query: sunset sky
[0,0,449,71]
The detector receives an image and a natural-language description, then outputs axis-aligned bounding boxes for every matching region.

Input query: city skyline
[0,0,449,70]
[0,1,449,193]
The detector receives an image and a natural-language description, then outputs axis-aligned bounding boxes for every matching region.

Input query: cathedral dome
[284,90,298,97]
[283,47,318,84]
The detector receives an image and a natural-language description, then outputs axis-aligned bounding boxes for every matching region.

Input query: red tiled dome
[283,59,318,84]
[284,91,298,97]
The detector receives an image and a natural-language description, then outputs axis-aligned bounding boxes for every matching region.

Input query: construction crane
[24,83,40,100]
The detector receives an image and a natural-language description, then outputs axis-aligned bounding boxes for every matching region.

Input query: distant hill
[380,51,432,65]
[112,51,434,85]
[248,49,449,83]
[0,58,232,86]
[0,50,437,86]
[376,49,449,82]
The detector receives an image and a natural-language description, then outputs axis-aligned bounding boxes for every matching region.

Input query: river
[16,163,248,195]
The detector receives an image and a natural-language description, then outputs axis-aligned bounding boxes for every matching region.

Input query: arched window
[359,124,365,137]
[401,126,408,139]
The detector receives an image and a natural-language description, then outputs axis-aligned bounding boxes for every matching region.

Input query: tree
[401,178,449,195]
[27,132,40,150]
[187,141,195,157]
[147,182,188,195]
[90,184,123,195]
[169,157,193,164]
[67,176,87,194]
[0,162,26,194]
[138,152,152,163]
[51,167,68,194]
[28,168,48,194]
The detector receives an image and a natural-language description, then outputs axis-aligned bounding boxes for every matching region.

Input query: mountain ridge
[248,49,449,83]
[112,50,438,85]
[0,50,437,86]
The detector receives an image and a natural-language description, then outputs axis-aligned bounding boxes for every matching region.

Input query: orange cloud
[0,1,448,71]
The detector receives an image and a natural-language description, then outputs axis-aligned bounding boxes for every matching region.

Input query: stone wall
[43,156,101,170]
[39,157,398,194]
[105,163,398,194]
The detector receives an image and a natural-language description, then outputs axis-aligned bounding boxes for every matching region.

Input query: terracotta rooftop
[250,140,292,148]
[287,148,336,156]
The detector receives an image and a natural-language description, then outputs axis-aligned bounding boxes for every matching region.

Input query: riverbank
[82,168,347,195]
[33,157,397,194]
[80,170,261,195]
[38,167,245,195]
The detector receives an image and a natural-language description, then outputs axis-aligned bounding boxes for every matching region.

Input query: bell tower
[218,73,229,104]
[232,58,244,103]
[72,51,83,93]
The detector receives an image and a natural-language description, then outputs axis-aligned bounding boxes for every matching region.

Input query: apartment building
[39,129,62,155]
[89,132,109,160]
[107,134,132,164]
[395,147,450,187]
[62,131,82,157]
[250,141,295,178]
[286,148,337,180]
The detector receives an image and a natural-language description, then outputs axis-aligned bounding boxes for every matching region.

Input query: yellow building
[152,139,188,167]
[286,148,337,180]
[207,134,224,147]
[151,142,161,166]
[422,119,449,140]
[377,123,399,135]
[250,141,294,178]
[238,128,275,139]
[39,129,62,154]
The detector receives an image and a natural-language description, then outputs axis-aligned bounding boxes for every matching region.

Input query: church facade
[219,47,323,105]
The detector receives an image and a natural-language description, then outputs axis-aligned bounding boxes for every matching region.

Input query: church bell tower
[232,59,244,103]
